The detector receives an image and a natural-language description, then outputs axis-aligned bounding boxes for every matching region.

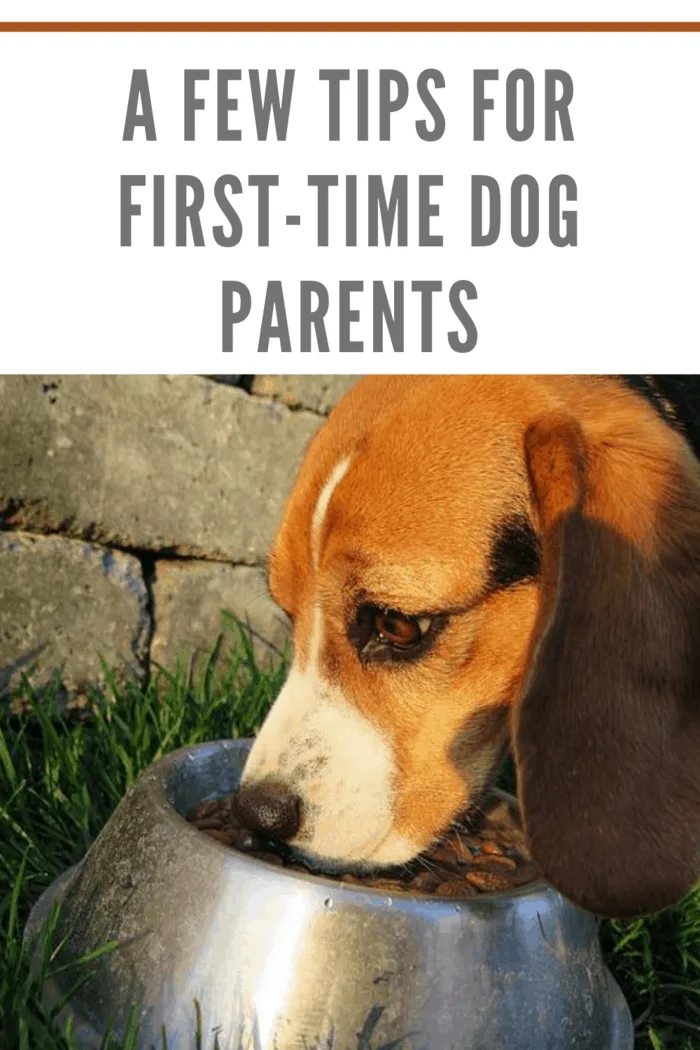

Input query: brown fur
[268,376,700,915]
[515,415,700,916]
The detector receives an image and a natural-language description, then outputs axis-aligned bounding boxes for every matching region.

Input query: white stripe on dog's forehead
[308,604,323,671]
[310,457,351,571]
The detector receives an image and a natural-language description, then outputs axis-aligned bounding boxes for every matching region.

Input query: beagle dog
[237,375,700,919]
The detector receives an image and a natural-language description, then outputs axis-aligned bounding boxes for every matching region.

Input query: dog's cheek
[450,704,512,777]
[386,595,537,846]
[397,785,469,851]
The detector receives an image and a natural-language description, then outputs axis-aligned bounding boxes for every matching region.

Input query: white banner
[0,25,698,371]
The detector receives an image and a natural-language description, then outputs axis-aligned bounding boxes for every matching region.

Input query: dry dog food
[185,792,541,897]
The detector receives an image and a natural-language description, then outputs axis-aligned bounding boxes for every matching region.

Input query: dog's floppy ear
[513,415,700,918]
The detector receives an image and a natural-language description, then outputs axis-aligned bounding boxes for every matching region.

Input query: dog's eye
[348,604,438,663]
[374,609,430,648]
[348,604,440,659]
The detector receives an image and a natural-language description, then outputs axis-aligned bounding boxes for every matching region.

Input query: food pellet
[465,871,514,892]
[185,793,541,898]
[470,853,518,872]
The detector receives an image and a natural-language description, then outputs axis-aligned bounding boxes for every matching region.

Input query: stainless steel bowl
[25,739,634,1050]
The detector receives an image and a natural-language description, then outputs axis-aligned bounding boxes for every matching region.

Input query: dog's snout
[235,780,302,841]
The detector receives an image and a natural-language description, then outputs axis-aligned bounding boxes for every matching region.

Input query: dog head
[239,376,700,917]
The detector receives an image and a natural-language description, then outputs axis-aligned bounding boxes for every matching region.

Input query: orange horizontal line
[1,21,700,33]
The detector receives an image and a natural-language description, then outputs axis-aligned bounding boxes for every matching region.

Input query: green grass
[1,618,699,1049]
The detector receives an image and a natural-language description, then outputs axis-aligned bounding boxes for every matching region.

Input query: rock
[0,376,321,563]
[0,531,149,702]
[150,560,291,676]
[251,375,361,415]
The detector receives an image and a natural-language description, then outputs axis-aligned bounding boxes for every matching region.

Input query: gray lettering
[222,281,251,352]
[123,70,157,141]
[300,282,330,351]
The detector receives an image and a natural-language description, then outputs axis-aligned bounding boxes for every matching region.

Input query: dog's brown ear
[513,415,700,918]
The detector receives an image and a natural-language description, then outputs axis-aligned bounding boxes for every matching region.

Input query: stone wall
[0,375,359,701]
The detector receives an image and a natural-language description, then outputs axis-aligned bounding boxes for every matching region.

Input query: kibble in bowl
[186,790,541,897]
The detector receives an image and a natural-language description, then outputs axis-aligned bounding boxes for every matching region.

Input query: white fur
[242,606,402,861]
[310,456,350,570]
[242,456,422,865]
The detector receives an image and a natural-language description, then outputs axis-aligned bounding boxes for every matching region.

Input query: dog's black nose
[235,780,301,841]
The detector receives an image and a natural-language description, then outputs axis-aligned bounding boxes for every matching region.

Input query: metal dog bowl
[26,739,634,1050]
